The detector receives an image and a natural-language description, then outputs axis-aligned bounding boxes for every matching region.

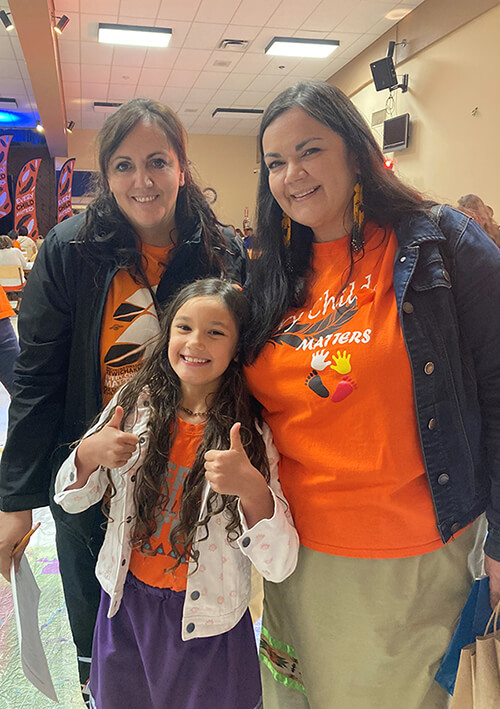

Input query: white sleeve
[236,422,299,582]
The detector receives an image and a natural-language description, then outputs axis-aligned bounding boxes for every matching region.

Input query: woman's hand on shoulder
[75,406,139,482]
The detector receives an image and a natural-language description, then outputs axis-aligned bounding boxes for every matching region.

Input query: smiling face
[168,296,239,401]
[106,120,185,246]
[262,107,358,243]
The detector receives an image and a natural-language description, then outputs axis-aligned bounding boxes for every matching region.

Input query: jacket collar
[394,209,447,249]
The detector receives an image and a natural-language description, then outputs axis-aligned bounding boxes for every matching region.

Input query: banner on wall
[57,158,76,223]
[14,158,42,238]
[0,135,13,218]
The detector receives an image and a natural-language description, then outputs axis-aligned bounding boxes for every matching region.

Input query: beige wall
[332,2,500,215]
[65,129,259,228]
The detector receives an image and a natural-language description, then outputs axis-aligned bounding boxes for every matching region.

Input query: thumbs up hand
[205,424,273,524]
[73,406,140,486]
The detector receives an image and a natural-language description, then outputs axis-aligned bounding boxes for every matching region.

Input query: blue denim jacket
[393,206,500,559]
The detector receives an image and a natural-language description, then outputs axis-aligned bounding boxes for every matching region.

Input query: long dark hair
[106,278,269,569]
[246,80,434,359]
[76,98,226,277]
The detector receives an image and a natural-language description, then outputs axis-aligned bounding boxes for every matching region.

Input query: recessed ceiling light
[265,36,339,59]
[98,23,172,48]
[212,108,264,119]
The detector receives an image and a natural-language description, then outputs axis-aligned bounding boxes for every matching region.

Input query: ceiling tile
[119,0,161,19]
[110,65,142,84]
[160,86,191,103]
[267,0,323,30]
[80,40,114,66]
[288,57,335,78]
[61,63,81,83]
[183,23,226,51]
[143,47,180,69]
[111,47,148,68]
[58,40,80,64]
[221,24,261,42]
[107,84,137,100]
[193,71,226,90]
[234,53,272,74]
[186,87,216,103]
[336,1,396,34]
[301,0,352,32]
[81,111,107,130]
[54,0,81,11]
[81,82,109,100]
[167,68,201,88]
[0,78,26,94]
[164,21,191,48]
[75,0,119,13]
[63,81,82,97]
[134,85,164,100]
[245,74,282,92]
[158,0,202,22]
[205,50,241,73]
[220,73,254,91]
[211,88,244,105]
[236,90,268,106]
[261,56,301,76]
[0,58,20,79]
[82,64,111,84]
[173,49,212,72]
[188,116,214,134]
[138,66,169,86]
[195,0,241,24]
[232,0,282,26]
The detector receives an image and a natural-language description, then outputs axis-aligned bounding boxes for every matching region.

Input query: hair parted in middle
[76,97,226,275]
[100,277,269,570]
[246,80,434,359]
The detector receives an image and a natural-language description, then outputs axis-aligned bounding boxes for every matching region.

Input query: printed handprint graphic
[310,349,332,372]
[330,350,352,375]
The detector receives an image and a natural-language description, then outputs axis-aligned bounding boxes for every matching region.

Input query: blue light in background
[0,111,22,124]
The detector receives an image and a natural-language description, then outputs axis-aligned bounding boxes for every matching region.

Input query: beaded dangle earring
[351,177,365,252]
[282,212,292,246]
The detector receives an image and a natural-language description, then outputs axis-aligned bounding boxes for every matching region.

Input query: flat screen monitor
[370,56,398,91]
[383,113,410,153]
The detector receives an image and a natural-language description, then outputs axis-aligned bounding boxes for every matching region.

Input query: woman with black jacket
[0,98,246,698]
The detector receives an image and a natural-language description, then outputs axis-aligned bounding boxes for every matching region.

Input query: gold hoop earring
[351,177,365,252]
[282,212,291,246]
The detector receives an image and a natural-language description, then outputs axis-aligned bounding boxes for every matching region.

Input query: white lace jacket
[54,390,299,640]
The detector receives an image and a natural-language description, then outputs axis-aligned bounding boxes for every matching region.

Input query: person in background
[54,278,298,709]
[244,226,255,250]
[457,193,500,246]
[0,234,27,283]
[0,98,246,703]
[0,283,19,396]
[17,225,37,261]
[7,228,21,250]
[235,227,245,240]
[245,80,500,709]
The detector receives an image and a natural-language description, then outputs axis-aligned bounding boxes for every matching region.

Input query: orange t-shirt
[129,418,205,590]
[100,243,172,405]
[246,224,443,559]
[0,284,15,319]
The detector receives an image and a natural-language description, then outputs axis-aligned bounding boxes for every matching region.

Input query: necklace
[178,405,210,418]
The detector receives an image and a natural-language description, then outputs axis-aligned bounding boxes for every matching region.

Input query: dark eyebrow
[264,137,322,159]
[111,151,169,161]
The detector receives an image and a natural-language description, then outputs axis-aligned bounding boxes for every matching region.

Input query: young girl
[54,278,299,709]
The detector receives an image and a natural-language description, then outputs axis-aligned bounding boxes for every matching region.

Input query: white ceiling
[0,0,424,137]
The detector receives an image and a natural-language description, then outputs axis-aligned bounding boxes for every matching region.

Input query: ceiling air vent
[184,108,198,113]
[218,39,249,52]
[94,101,123,113]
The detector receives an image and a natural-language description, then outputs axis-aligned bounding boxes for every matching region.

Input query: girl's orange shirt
[246,224,444,559]
[129,418,205,590]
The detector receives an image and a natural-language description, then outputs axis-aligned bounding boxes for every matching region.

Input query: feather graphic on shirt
[271,298,358,348]
[103,287,160,368]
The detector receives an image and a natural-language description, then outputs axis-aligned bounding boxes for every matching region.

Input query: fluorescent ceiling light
[0,97,18,110]
[212,108,264,119]
[94,101,123,113]
[265,36,339,59]
[98,23,172,48]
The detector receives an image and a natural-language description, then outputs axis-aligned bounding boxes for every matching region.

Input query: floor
[0,314,263,708]
[0,316,85,709]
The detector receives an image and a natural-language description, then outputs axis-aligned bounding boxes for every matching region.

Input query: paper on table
[10,555,59,703]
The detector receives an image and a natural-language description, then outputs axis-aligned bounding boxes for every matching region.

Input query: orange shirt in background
[100,242,172,405]
[0,284,15,319]
[129,418,205,590]
[246,224,443,559]
[12,239,21,250]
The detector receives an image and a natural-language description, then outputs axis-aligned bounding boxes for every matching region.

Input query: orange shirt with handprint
[246,223,444,558]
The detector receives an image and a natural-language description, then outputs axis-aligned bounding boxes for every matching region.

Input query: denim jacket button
[427,418,437,430]
[424,362,435,375]
[437,473,450,485]
[400,256,407,263]
[451,522,461,535]
[442,269,451,283]
[402,301,414,314]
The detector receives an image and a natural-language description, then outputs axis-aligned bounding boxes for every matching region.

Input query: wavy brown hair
[102,278,269,570]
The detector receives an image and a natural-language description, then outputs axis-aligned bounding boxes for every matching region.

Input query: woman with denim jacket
[0,98,246,700]
[244,80,500,709]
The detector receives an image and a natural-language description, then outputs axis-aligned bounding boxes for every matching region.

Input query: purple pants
[89,573,262,709]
